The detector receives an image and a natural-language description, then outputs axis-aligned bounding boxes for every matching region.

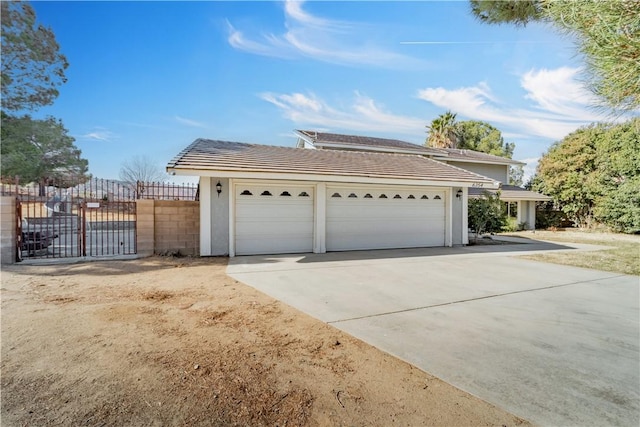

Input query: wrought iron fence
[1,178,199,201]
[1,177,199,261]
[2,178,137,260]
[135,181,199,201]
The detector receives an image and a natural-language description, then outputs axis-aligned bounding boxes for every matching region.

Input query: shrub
[468,191,507,241]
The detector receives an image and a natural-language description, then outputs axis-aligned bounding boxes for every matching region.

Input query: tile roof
[168,139,498,185]
[296,130,438,154]
[296,130,523,165]
[469,185,552,201]
[436,149,524,166]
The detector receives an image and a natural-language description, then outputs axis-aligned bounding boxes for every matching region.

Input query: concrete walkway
[228,241,640,427]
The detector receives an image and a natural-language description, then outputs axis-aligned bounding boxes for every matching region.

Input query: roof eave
[436,156,524,166]
[167,166,500,189]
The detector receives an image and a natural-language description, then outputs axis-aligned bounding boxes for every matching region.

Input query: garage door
[327,186,445,251]
[235,184,314,255]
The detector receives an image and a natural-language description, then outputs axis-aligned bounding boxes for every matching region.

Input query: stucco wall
[447,161,508,184]
[199,177,229,256]
[517,201,536,230]
[451,187,468,245]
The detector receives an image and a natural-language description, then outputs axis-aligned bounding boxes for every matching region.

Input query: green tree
[592,119,640,233]
[469,0,640,111]
[533,118,640,232]
[456,120,515,157]
[1,1,69,112]
[468,190,507,242]
[508,165,524,187]
[455,120,523,185]
[534,125,600,228]
[426,111,459,148]
[1,112,89,190]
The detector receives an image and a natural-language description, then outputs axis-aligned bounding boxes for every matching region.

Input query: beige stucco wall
[1,196,16,264]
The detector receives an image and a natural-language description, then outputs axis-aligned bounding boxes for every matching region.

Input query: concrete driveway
[227,240,640,427]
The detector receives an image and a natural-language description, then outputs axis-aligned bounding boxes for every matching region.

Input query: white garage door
[327,186,445,251]
[235,184,314,255]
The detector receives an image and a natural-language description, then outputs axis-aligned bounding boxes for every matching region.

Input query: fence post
[1,196,17,264]
[136,199,155,256]
[80,201,87,257]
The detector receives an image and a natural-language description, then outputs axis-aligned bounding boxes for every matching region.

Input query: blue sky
[29,0,633,182]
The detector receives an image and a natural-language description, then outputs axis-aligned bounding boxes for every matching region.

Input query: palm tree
[426,111,459,148]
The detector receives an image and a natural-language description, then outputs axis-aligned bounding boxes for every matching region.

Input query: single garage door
[327,186,445,251]
[235,184,314,255]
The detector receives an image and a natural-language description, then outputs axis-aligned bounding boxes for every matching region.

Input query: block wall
[152,201,200,256]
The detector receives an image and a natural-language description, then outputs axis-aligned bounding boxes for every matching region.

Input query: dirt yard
[1,256,530,426]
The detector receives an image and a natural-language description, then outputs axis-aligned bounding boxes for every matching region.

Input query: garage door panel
[327,186,445,251]
[235,184,314,255]
[236,219,312,236]
[235,236,312,254]
[237,204,313,220]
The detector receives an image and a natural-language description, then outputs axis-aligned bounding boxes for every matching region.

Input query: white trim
[168,169,499,189]
[199,177,212,256]
[228,178,235,257]
[462,187,469,245]
[445,188,453,247]
[499,196,552,202]
[516,200,524,226]
[295,131,315,147]
[314,183,326,253]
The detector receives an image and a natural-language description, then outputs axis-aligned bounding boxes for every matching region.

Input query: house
[295,130,551,230]
[167,131,549,257]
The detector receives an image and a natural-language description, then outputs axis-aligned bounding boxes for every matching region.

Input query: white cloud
[174,116,207,128]
[81,128,115,142]
[260,91,425,135]
[521,67,602,119]
[417,67,622,141]
[262,67,634,149]
[227,0,425,69]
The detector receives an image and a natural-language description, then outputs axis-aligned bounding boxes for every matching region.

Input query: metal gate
[8,179,137,261]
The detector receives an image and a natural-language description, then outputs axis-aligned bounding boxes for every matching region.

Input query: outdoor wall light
[456,189,463,199]
[216,181,222,197]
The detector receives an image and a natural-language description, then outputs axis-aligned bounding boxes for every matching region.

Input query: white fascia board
[294,131,316,149]
[499,195,552,202]
[168,168,500,189]
[469,193,552,201]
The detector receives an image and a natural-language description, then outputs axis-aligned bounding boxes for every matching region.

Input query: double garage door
[235,184,445,255]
